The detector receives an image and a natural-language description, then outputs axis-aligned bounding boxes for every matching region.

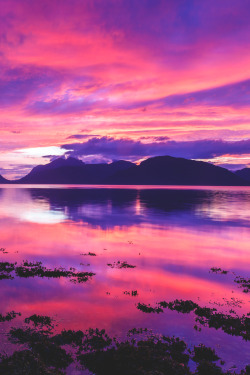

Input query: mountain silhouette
[0,175,8,184]
[106,156,248,186]
[17,158,134,184]
[0,156,248,185]
[235,168,250,182]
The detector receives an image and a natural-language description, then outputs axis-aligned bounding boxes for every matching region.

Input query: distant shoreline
[1,184,250,189]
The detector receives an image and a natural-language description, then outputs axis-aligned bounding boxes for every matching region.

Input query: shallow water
[0,185,249,373]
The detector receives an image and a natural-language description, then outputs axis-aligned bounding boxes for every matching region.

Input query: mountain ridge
[106,155,248,186]
[0,175,8,184]
[0,156,249,186]
[235,168,250,182]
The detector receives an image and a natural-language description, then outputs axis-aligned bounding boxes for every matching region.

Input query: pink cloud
[1,0,250,173]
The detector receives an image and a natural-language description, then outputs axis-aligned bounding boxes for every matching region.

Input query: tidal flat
[0,186,249,374]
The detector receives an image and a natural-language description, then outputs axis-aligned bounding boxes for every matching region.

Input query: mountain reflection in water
[0,186,249,372]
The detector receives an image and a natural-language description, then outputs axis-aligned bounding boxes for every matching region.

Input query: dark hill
[235,168,250,182]
[17,158,134,184]
[106,155,248,186]
[0,175,8,184]
[1,156,249,185]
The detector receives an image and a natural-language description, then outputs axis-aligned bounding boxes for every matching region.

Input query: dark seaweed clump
[1,315,250,375]
[195,310,250,340]
[192,344,220,363]
[70,271,95,283]
[78,336,190,375]
[0,248,8,254]
[107,261,136,269]
[52,329,85,347]
[137,299,250,341]
[80,328,113,352]
[25,315,54,328]
[159,299,199,313]
[127,328,148,336]
[124,290,138,296]
[234,276,250,293]
[210,267,229,275]
[8,325,73,373]
[9,327,51,345]
[0,261,16,280]
[0,261,95,283]
[80,252,96,256]
[209,267,250,294]
[137,303,163,314]
[0,311,21,322]
[0,350,64,375]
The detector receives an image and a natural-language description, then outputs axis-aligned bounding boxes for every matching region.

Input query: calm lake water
[0,185,249,373]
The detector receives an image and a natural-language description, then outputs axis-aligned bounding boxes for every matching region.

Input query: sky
[1,0,250,179]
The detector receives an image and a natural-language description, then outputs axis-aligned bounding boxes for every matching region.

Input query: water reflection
[0,186,249,372]
[0,188,67,224]
[1,186,250,227]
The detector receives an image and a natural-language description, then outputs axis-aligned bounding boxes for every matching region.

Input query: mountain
[106,155,248,186]
[235,168,250,182]
[0,175,8,184]
[0,156,248,185]
[17,158,134,184]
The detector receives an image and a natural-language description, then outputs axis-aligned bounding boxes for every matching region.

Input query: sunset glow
[1,0,250,178]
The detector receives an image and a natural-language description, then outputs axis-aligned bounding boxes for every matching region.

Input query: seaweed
[0,311,21,322]
[9,327,50,345]
[0,273,14,280]
[1,319,249,375]
[195,306,217,318]
[69,271,95,283]
[195,361,224,375]
[0,350,64,375]
[0,261,16,280]
[158,299,198,313]
[25,315,54,328]
[81,328,113,352]
[136,303,163,314]
[8,326,72,372]
[30,342,73,369]
[80,252,96,256]
[144,299,250,341]
[192,344,220,363]
[195,312,250,340]
[107,261,136,269]
[0,260,95,283]
[127,328,148,336]
[209,267,249,294]
[210,268,229,275]
[123,290,138,296]
[52,330,84,347]
[78,335,191,375]
[0,248,8,254]
[15,263,72,278]
[234,276,250,293]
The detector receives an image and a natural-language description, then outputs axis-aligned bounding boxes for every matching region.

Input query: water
[0,185,249,372]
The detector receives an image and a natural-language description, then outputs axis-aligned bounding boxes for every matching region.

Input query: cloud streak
[62,137,250,161]
[1,0,250,174]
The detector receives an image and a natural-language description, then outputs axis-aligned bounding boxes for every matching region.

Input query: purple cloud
[217,163,248,171]
[23,78,250,116]
[66,134,99,140]
[0,65,64,107]
[158,79,250,109]
[62,137,250,161]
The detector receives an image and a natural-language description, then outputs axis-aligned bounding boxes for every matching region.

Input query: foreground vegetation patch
[0,311,21,322]
[210,267,250,293]
[136,299,250,341]
[107,261,136,269]
[0,261,95,283]
[0,315,249,375]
